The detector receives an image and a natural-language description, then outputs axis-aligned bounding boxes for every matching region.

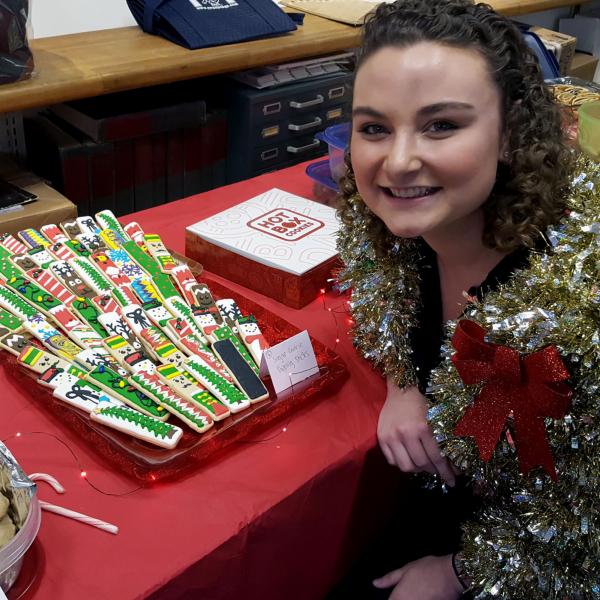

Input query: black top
[409,240,534,393]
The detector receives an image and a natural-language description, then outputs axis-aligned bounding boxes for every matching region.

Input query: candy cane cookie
[155,363,230,421]
[90,404,182,449]
[48,242,78,262]
[129,370,213,434]
[25,268,76,307]
[211,339,269,403]
[91,294,119,315]
[183,356,250,413]
[0,233,28,255]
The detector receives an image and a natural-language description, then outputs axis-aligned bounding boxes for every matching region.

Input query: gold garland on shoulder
[336,155,600,599]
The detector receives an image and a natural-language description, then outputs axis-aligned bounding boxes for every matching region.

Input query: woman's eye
[426,120,458,134]
[357,123,387,136]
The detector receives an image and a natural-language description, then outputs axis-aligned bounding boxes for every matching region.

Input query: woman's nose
[383,134,422,175]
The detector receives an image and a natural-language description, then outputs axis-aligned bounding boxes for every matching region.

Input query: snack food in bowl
[578,101,600,161]
[0,443,39,594]
[315,123,350,183]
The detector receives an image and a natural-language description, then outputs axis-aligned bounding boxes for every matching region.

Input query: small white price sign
[260,330,319,394]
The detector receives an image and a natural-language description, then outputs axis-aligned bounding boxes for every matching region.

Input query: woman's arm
[378,378,457,486]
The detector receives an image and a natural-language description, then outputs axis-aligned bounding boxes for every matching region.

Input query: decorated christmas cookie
[156,363,230,420]
[183,356,250,413]
[0,232,28,255]
[87,365,167,420]
[94,210,127,240]
[236,315,269,366]
[40,224,68,244]
[103,334,155,374]
[212,339,269,403]
[18,228,49,249]
[76,216,100,236]
[49,261,95,298]
[90,404,182,449]
[130,370,213,433]
[143,234,177,273]
[123,222,146,247]
[60,219,82,238]
[52,375,116,412]
[212,325,259,375]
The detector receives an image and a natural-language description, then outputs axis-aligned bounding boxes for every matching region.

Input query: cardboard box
[530,26,577,75]
[0,159,77,235]
[185,188,340,309]
[568,52,600,82]
[560,15,600,56]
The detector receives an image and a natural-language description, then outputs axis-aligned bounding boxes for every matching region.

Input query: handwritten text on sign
[260,330,319,394]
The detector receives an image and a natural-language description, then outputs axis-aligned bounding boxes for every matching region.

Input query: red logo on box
[247,209,325,241]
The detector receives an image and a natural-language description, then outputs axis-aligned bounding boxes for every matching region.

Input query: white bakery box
[185,189,340,308]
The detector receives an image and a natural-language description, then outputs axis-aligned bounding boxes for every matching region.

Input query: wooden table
[0,0,585,113]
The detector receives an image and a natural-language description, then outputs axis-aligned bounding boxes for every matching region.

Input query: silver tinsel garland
[337,156,600,599]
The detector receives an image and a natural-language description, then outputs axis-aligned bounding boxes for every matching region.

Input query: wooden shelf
[0,0,585,113]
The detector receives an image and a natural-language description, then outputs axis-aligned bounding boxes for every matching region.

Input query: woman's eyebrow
[418,101,475,116]
[352,106,386,119]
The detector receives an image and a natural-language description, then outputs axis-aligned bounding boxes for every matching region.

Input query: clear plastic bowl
[578,101,600,161]
[0,493,41,593]
[316,123,350,183]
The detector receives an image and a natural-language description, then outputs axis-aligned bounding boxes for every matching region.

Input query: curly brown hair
[338,0,574,254]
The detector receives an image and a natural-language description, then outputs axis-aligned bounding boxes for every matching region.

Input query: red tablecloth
[1,163,398,600]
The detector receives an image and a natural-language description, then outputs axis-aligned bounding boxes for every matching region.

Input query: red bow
[451,320,572,480]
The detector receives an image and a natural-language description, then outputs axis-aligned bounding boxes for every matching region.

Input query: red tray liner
[1,277,348,483]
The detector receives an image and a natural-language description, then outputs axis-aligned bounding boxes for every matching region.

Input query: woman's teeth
[386,187,439,198]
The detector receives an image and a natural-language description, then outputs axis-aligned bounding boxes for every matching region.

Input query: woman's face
[351,42,506,239]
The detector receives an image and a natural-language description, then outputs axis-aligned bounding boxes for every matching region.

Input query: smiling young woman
[332,0,595,599]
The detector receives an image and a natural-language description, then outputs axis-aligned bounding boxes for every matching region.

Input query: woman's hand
[378,380,457,486]
[373,554,465,600]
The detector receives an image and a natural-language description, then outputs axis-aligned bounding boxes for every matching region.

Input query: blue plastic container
[316,122,350,183]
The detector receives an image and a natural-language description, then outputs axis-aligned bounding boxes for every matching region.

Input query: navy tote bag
[128,0,297,50]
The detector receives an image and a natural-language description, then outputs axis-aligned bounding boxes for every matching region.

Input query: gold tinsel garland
[336,156,600,599]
